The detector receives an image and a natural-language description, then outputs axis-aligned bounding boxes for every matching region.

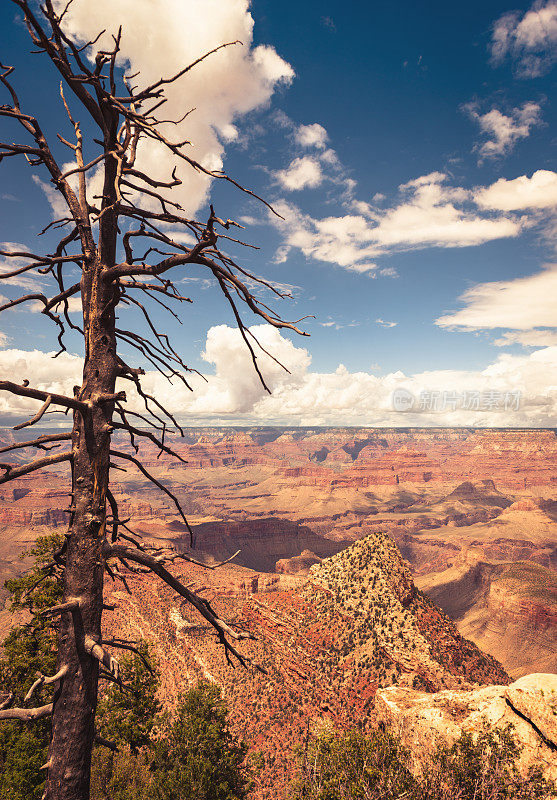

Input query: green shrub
[290,727,415,800]
[95,643,159,753]
[426,724,555,800]
[150,681,249,800]
[289,723,556,800]
[90,747,152,800]
[0,533,64,800]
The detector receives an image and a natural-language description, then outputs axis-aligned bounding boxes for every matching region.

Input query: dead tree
[0,3,307,798]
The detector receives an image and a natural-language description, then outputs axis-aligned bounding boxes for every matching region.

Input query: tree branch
[84,636,119,680]
[24,665,68,702]
[0,433,72,455]
[0,381,88,413]
[0,703,53,721]
[106,544,257,670]
[109,449,192,540]
[13,395,52,430]
[0,450,72,485]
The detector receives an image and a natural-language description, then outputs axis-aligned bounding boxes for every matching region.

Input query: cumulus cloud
[491,0,557,77]
[273,172,523,271]
[0,349,83,419]
[124,332,557,426]
[295,123,328,149]
[436,263,557,331]
[464,101,542,160]
[54,0,294,216]
[375,318,398,328]
[474,169,557,210]
[2,326,555,427]
[271,115,356,197]
[275,156,324,191]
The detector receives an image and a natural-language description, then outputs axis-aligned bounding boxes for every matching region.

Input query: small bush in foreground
[91,681,249,800]
[289,723,555,800]
[290,726,415,800]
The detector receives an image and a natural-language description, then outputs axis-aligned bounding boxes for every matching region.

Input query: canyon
[0,426,555,796]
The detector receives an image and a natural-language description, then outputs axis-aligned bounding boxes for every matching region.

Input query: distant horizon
[2,423,556,433]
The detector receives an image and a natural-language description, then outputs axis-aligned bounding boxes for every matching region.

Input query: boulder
[375,674,557,783]
[505,673,557,747]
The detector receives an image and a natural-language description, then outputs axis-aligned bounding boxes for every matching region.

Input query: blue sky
[0,0,556,426]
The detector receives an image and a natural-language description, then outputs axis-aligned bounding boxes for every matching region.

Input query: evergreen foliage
[290,726,416,800]
[95,643,160,753]
[0,534,64,800]
[0,536,250,800]
[150,681,249,800]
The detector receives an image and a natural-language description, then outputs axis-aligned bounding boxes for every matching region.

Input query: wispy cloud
[464,101,542,161]
[435,263,557,333]
[272,172,523,272]
[490,0,557,78]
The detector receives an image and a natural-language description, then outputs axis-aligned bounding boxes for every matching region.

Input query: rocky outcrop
[376,673,557,783]
[506,673,557,747]
[103,529,510,800]
[276,549,322,574]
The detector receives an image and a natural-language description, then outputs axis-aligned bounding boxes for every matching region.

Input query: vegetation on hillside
[0,534,64,800]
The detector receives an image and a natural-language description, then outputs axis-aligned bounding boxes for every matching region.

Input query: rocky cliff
[376,673,557,786]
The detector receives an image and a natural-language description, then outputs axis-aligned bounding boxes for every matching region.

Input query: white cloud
[436,263,557,331]
[493,329,557,347]
[31,176,69,221]
[464,101,542,160]
[272,201,380,272]
[491,0,557,77]
[273,173,523,271]
[474,169,557,210]
[377,267,399,278]
[0,243,44,291]
[0,349,83,418]
[295,123,328,149]
[368,173,520,247]
[375,318,398,328]
[54,0,294,216]
[2,327,555,426]
[275,156,324,191]
[28,296,82,314]
[135,329,557,426]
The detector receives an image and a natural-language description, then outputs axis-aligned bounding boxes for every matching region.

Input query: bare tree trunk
[45,258,117,799]
[0,5,306,797]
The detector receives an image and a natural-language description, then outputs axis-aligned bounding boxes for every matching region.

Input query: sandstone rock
[375,674,557,783]
[505,673,557,747]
